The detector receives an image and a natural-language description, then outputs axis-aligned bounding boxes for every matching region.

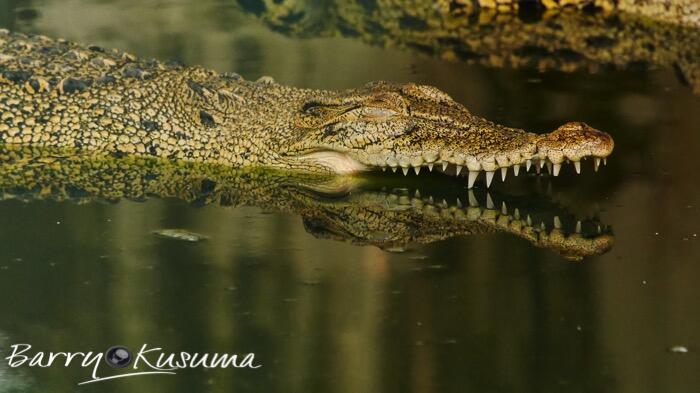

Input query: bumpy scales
[0,30,613,188]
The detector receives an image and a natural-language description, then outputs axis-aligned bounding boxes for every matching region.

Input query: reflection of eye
[363,107,397,119]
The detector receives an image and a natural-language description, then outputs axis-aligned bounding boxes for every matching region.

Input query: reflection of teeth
[385,188,610,260]
[486,193,494,209]
[468,189,478,207]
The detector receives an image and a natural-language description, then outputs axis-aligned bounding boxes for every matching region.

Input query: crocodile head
[285,81,614,187]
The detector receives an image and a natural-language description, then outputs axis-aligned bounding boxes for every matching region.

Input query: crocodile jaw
[292,122,614,188]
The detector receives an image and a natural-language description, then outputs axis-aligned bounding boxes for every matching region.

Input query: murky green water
[0,0,699,392]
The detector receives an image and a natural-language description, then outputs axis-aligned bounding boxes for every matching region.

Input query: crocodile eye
[301,102,361,118]
[302,102,327,116]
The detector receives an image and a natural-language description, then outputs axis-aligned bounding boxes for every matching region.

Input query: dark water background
[0,0,699,392]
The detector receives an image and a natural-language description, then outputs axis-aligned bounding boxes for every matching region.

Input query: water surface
[0,1,699,392]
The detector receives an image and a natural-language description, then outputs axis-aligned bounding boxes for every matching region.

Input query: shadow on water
[0,1,698,392]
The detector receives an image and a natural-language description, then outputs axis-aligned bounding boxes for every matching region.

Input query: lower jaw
[295,151,369,174]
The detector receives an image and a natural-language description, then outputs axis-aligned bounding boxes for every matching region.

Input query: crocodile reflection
[249,1,700,93]
[0,145,612,260]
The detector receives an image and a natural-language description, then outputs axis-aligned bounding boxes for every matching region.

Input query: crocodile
[250,0,700,93]
[0,145,614,260]
[0,30,613,188]
[248,0,700,28]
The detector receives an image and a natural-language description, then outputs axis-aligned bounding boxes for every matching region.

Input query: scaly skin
[268,0,700,26]
[0,30,613,187]
[463,0,700,26]
[0,145,614,260]
[253,1,700,93]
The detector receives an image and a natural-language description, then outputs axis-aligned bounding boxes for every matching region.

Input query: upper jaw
[347,122,615,188]
[285,122,614,187]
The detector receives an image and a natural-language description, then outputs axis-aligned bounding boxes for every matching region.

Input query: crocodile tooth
[381,167,386,172]
[603,158,607,166]
[554,216,562,229]
[442,162,448,171]
[455,165,463,176]
[467,171,478,189]
[576,221,582,233]
[526,159,532,171]
[414,166,421,175]
[527,215,532,226]
[500,167,507,181]
[428,163,433,172]
[597,225,602,233]
[501,202,507,215]
[574,161,581,174]
[415,190,421,198]
[513,164,520,176]
[594,158,600,172]
[514,208,520,219]
[486,193,494,209]
[546,161,553,174]
[553,163,561,176]
[391,167,397,173]
[456,198,463,208]
[402,167,409,176]
[535,163,541,174]
[540,222,546,230]
[485,171,495,188]
[540,159,546,169]
[428,196,434,204]
[468,190,478,207]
